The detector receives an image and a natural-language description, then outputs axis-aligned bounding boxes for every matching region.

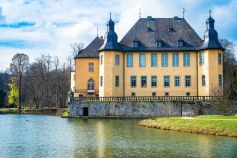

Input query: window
[127,54,133,67]
[164,76,170,87]
[151,76,157,87]
[172,53,179,67]
[165,92,169,96]
[115,76,119,87]
[131,92,136,96]
[141,76,147,87]
[162,53,168,67]
[87,79,94,90]
[185,75,191,87]
[151,53,157,67]
[100,76,103,86]
[202,75,206,87]
[183,53,190,66]
[115,55,120,66]
[139,54,146,67]
[152,92,156,96]
[219,74,222,87]
[100,55,103,65]
[89,62,94,72]
[199,52,204,65]
[157,41,163,48]
[174,76,180,87]
[186,92,190,96]
[218,53,222,65]
[130,76,136,87]
[133,41,139,48]
[178,40,184,47]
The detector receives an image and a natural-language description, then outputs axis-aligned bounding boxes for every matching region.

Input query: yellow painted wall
[124,52,198,96]
[78,50,223,97]
[197,49,223,96]
[75,58,99,96]
[99,51,124,97]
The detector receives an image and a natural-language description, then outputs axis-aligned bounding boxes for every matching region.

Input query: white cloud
[0,0,236,71]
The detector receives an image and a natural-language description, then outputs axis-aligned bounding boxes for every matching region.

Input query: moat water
[0,115,237,158]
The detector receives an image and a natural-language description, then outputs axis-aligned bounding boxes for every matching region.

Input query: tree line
[0,54,71,111]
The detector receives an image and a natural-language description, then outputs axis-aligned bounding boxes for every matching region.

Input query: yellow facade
[75,58,99,96]
[98,50,223,97]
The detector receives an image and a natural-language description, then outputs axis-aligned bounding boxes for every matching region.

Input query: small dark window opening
[168,28,174,32]
[147,28,153,32]
[186,92,190,96]
[178,40,184,47]
[157,41,163,48]
[152,92,156,96]
[83,107,88,116]
[165,92,169,96]
[131,92,136,96]
[133,41,139,48]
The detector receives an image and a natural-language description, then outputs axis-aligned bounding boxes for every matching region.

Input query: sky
[0,0,237,71]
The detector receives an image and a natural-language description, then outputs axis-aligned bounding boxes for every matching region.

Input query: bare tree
[10,53,29,113]
[211,85,231,115]
[69,42,84,71]
[70,42,84,57]
[220,39,236,96]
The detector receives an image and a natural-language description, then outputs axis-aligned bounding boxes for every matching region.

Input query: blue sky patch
[0,22,35,28]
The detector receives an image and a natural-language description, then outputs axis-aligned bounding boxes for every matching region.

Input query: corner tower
[99,13,124,97]
[198,12,224,96]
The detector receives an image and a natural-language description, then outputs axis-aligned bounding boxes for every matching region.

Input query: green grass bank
[139,115,237,137]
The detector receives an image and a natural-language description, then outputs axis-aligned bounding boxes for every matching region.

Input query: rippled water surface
[0,115,237,158]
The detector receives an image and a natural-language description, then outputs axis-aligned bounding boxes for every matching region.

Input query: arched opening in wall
[87,78,95,95]
[83,107,89,116]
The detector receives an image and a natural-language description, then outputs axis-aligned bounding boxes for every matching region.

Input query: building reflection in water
[96,121,105,158]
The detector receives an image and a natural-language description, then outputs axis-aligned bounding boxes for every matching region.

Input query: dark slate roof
[199,16,224,50]
[119,17,203,51]
[99,18,120,51]
[76,37,104,58]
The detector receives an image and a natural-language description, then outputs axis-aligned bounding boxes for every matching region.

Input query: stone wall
[69,101,237,117]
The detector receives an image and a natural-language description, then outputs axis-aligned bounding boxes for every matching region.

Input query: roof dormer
[177,39,184,47]
[133,40,139,48]
[156,40,163,48]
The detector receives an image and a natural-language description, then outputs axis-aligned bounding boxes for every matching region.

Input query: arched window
[87,79,95,91]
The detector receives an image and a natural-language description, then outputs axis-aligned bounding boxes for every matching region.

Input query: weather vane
[139,8,141,19]
[183,8,185,18]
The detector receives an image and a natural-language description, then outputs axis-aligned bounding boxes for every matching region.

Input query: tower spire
[209,9,212,17]
[97,27,98,37]
[110,12,111,20]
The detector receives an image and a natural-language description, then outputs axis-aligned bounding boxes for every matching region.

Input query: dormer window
[168,27,174,32]
[147,28,152,32]
[178,39,184,47]
[156,40,163,48]
[133,41,139,48]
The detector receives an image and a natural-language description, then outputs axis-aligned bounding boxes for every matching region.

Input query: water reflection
[96,121,105,158]
[0,115,237,158]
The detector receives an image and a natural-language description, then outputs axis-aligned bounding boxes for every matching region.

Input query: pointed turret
[200,12,224,50]
[99,13,119,51]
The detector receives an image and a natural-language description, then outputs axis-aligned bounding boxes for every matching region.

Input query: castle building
[75,14,224,97]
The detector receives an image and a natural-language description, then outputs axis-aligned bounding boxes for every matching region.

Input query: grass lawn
[139,115,237,137]
[0,108,18,113]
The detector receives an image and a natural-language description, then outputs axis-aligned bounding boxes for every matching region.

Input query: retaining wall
[69,101,237,117]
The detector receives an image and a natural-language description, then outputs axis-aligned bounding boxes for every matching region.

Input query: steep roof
[119,17,203,51]
[76,37,104,58]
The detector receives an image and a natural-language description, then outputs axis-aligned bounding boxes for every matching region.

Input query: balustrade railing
[72,96,221,102]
